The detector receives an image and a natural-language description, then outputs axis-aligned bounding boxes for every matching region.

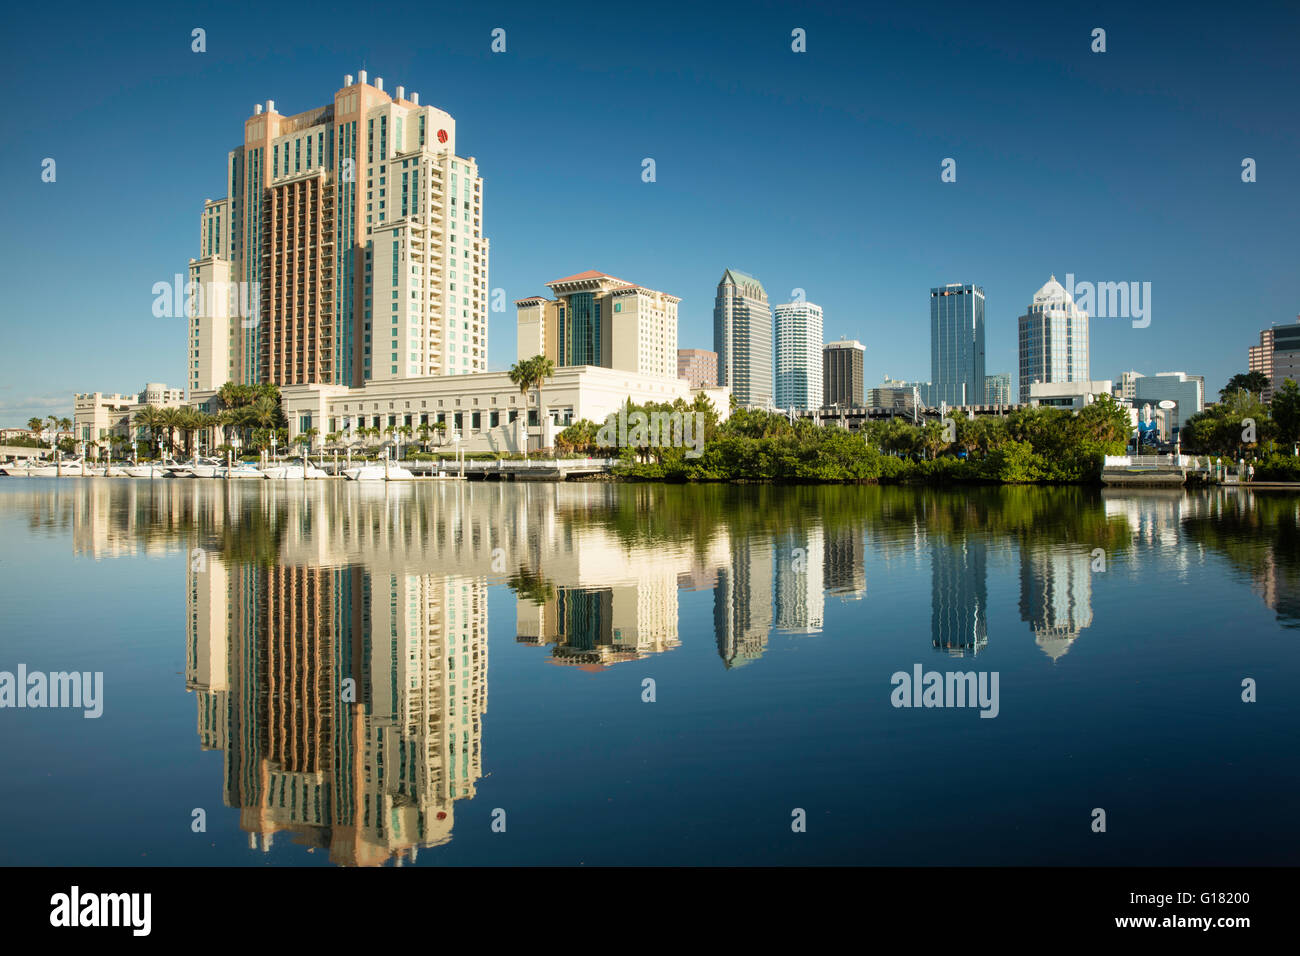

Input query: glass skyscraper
[930,283,986,407]
[1017,276,1089,404]
[773,301,824,411]
[714,269,774,408]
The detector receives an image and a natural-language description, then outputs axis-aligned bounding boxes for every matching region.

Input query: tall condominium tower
[514,270,679,379]
[1250,318,1300,402]
[713,269,773,408]
[930,283,986,407]
[1017,276,1089,404]
[823,339,865,408]
[188,70,489,392]
[773,301,824,411]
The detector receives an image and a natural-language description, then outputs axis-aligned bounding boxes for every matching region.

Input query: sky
[1,0,1298,425]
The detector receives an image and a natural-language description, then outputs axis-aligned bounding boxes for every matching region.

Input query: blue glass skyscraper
[930,284,986,407]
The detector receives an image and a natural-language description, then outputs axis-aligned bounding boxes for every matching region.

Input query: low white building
[193,366,729,454]
[73,383,186,450]
[1027,380,1116,411]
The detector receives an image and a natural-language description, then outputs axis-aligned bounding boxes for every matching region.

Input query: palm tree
[26,416,43,435]
[298,427,320,453]
[133,406,166,458]
[509,354,556,457]
[158,406,186,457]
[172,407,204,457]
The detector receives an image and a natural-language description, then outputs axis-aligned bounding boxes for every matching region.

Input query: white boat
[168,457,221,478]
[0,461,35,477]
[25,458,92,477]
[121,461,174,479]
[343,459,415,481]
[215,462,263,479]
[262,458,328,479]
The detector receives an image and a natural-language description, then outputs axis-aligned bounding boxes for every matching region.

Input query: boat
[25,458,94,477]
[215,462,264,479]
[0,461,35,477]
[168,457,221,478]
[343,458,415,481]
[262,457,328,479]
[120,461,176,479]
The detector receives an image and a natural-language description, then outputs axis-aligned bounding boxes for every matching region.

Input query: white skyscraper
[1018,276,1089,403]
[773,301,824,411]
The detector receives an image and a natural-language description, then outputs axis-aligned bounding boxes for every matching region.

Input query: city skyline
[3,2,1299,425]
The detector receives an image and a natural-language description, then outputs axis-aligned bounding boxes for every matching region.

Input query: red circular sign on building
[437,129,448,144]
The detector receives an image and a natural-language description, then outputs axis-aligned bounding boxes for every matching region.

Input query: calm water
[0,479,1296,866]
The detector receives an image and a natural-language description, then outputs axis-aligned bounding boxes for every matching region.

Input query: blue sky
[1,0,1297,424]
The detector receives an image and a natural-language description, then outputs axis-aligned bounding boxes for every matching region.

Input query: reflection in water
[187,557,486,866]
[1019,549,1093,660]
[17,478,1294,863]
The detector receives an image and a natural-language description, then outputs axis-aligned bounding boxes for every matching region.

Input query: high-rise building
[1017,276,1089,404]
[515,271,678,379]
[823,339,865,408]
[1252,318,1300,400]
[713,269,773,408]
[1117,370,1144,402]
[983,372,1012,406]
[677,348,718,388]
[190,70,489,391]
[930,283,986,407]
[773,301,824,410]
[1135,372,1204,441]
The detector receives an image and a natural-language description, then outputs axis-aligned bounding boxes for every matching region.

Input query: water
[0,479,1296,866]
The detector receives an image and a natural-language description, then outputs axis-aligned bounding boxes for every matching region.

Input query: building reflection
[1018,548,1094,660]
[186,553,487,866]
[931,537,988,657]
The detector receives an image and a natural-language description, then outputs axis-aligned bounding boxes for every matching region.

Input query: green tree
[1270,378,1300,450]
[1220,371,1271,401]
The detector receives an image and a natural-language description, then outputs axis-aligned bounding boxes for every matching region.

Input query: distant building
[869,378,923,414]
[1116,370,1144,402]
[823,339,865,408]
[714,269,773,408]
[677,348,718,388]
[984,373,1012,406]
[1253,318,1300,400]
[515,270,679,380]
[73,383,186,448]
[1017,276,1089,404]
[773,302,824,411]
[1027,380,1115,411]
[931,283,986,407]
[1134,372,1204,441]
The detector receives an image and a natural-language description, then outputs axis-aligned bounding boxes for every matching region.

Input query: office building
[984,373,1012,406]
[773,301,824,411]
[189,70,489,390]
[714,269,773,408]
[515,270,678,380]
[823,339,865,408]
[1116,370,1144,402]
[1017,276,1089,404]
[930,283,986,407]
[1252,318,1300,400]
[1135,372,1204,441]
[677,349,718,388]
[1028,379,1116,411]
